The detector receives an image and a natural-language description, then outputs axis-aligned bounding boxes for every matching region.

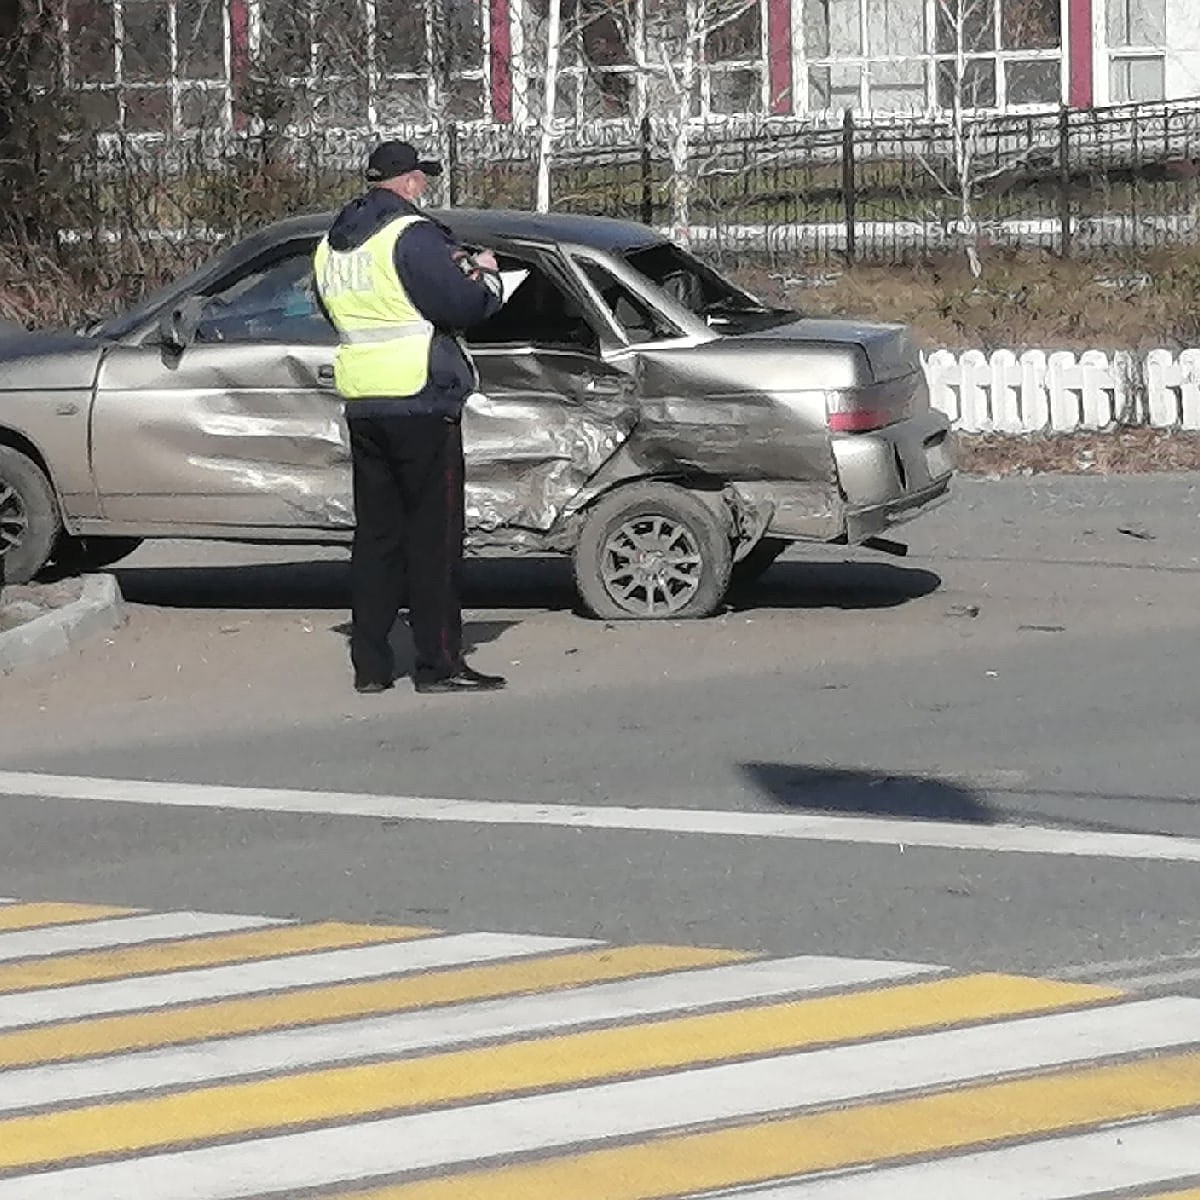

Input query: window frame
[462,243,613,356]
[796,0,1066,116]
[190,243,336,346]
[566,246,707,350]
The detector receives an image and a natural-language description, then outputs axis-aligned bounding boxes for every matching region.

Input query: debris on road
[945,603,981,618]
[1117,524,1156,540]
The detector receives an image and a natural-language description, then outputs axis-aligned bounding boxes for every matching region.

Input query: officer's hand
[473,250,499,273]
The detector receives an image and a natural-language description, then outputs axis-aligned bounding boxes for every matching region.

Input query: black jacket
[322,189,502,419]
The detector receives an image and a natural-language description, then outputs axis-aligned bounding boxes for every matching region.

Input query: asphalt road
[1,473,1198,991]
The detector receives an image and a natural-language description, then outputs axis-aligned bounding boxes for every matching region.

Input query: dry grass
[955,429,1200,475]
[733,245,1200,354]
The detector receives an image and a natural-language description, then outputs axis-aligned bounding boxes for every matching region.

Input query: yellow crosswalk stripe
[0,943,743,1069]
[340,1051,1200,1200]
[0,901,135,932]
[0,921,433,993]
[0,972,1115,1172]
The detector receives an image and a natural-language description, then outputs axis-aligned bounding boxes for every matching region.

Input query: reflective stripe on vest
[312,213,432,400]
[338,321,432,345]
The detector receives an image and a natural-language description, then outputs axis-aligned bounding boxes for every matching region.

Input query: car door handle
[584,378,624,395]
[318,365,334,381]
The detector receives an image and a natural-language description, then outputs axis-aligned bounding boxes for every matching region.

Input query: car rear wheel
[0,446,60,586]
[53,535,144,574]
[573,482,733,620]
[730,536,788,587]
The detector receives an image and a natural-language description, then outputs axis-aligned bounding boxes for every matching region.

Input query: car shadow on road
[111,556,941,617]
[111,558,580,613]
[727,560,942,612]
[742,762,995,825]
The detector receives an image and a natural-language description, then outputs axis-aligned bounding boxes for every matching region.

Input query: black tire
[573,482,733,620]
[730,536,788,587]
[52,535,144,574]
[0,446,60,586]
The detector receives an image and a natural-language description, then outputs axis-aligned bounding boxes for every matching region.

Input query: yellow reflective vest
[312,214,432,400]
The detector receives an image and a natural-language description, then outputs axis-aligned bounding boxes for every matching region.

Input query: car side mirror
[158,296,204,351]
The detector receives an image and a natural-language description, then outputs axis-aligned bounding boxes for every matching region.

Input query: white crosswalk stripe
[0,931,590,1030]
[0,895,1197,1200]
[2,954,934,1111]
[730,1114,1200,1199]
[0,911,286,963]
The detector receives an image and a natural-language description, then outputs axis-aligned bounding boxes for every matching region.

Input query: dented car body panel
[0,207,953,567]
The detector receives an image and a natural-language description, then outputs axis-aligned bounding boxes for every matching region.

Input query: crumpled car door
[90,248,352,531]
[464,348,638,538]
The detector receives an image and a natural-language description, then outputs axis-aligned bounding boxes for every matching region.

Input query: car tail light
[825,389,892,433]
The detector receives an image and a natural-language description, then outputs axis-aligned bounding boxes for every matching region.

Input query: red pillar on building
[766,0,793,115]
[489,0,513,122]
[1067,0,1094,108]
[229,0,250,130]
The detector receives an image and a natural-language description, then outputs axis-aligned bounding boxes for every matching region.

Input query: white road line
[2,770,1200,864]
[730,1113,1200,1198]
[0,933,590,1032]
[1107,963,1200,991]
[1056,950,1200,981]
[0,912,287,964]
[0,956,934,1112]
[4,997,1199,1200]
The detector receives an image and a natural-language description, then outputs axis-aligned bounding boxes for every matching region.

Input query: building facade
[58,0,1198,132]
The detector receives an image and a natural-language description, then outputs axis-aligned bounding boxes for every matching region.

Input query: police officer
[314,140,507,695]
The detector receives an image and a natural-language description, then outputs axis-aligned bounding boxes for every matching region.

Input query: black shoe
[414,663,507,694]
[354,679,393,694]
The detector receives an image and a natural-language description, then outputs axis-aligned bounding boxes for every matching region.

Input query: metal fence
[50,97,1200,268]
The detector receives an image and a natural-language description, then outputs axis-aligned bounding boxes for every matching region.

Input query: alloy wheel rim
[0,482,28,558]
[600,514,703,616]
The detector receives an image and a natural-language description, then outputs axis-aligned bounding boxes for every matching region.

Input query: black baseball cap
[365,140,443,181]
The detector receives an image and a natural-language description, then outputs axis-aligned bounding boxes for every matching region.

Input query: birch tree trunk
[947,0,981,277]
[535,0,562,213]
[668,0,699,246]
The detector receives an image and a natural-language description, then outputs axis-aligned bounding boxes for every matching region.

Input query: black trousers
[347,413,464,685]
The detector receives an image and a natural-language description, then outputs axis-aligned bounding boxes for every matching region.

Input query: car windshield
[620,243,796,332]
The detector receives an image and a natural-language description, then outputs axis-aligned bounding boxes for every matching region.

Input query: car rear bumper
[832,410,955,542]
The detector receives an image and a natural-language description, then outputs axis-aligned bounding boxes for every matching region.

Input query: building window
[802,0,1062,114]
[61,0,493,133]
[522,0,769,123]
[63,0,230,133]
[1106,0,1166,103]
[260,0,490,128]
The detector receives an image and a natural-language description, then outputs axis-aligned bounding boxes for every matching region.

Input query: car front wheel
[0,446,60,586]
[573,482,733,620]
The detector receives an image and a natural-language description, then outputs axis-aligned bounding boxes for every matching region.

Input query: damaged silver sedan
[0,209,954,618]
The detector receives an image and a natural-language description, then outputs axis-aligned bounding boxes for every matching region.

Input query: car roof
[258,207,664,255]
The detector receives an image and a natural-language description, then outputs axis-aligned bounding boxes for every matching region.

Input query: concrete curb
[0,574,126,675]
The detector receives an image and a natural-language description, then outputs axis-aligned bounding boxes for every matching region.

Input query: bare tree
[923,0,1062,275]
[530,0,643,212]
[535,0,564,211]
[557,0,758,242]
[0,0,69,243]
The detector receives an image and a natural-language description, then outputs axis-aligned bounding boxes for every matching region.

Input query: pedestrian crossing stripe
[0,901,132,932]
[0,899,1197,1200]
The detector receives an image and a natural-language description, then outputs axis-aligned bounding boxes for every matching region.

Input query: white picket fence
[924,348,1200,433]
